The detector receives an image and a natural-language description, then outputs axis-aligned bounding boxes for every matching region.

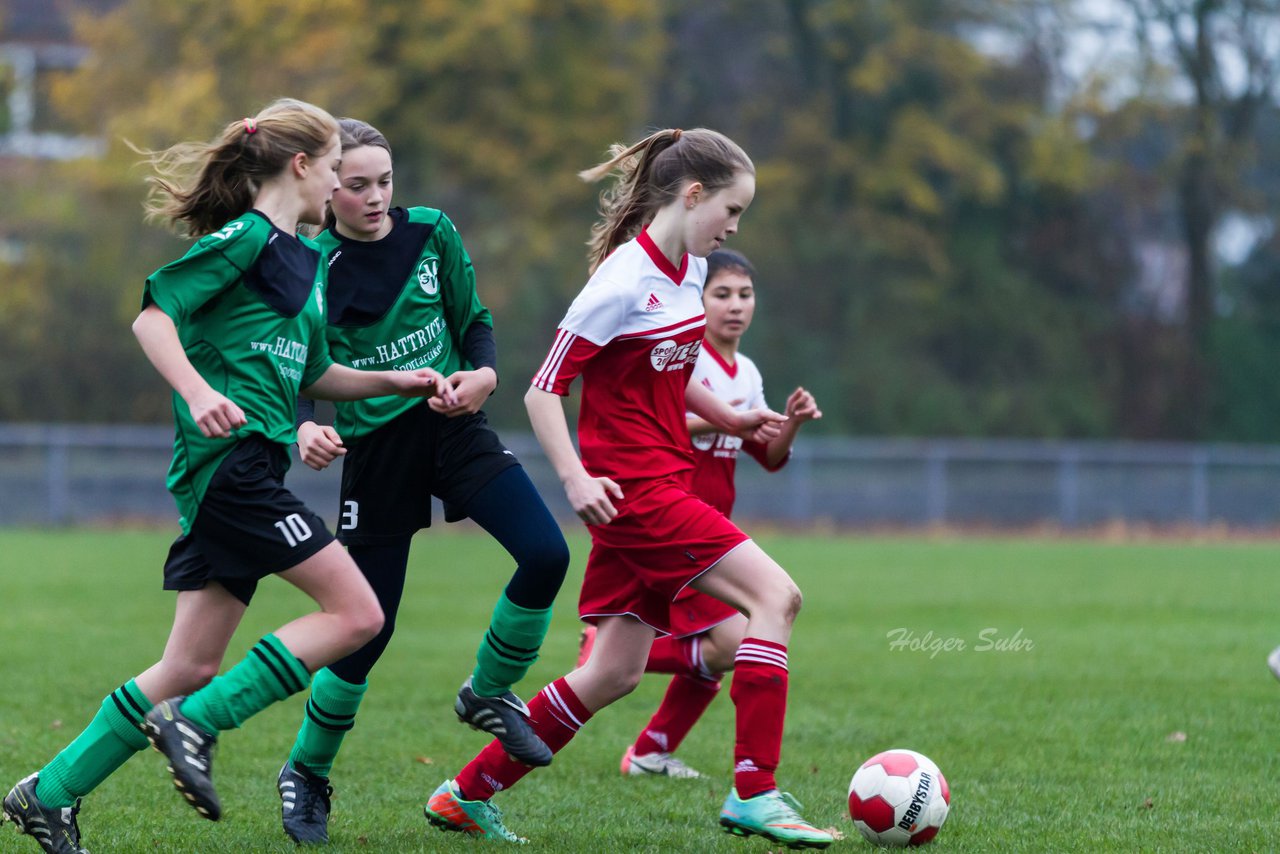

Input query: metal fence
[3,424,1280,530]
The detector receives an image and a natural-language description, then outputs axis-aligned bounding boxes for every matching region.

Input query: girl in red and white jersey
[600,247,823,780]
[423,129,833,849]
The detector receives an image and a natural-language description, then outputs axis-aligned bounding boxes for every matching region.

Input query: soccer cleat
[424,779,526,843]
[576,625,597,668]
[278,761,332,844]
[454,678,552,767]
[1268,645,1280,681]
[719,788,834,850]
[1,773,89,854]
[143,697,221,821]
[620,745,704,779]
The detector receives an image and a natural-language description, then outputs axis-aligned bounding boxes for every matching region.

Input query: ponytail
[580,127,754,272]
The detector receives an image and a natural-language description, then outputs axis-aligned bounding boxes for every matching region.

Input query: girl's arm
[303,363,457,405]
[685,378,787,443]
[762,386,822,468]
[132,305,246,438]
[524,385,623,525]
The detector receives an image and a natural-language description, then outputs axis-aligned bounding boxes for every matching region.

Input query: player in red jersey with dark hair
[422,129,833,849]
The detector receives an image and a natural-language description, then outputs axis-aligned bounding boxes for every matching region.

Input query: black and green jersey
[143,210,334,532]
[316,206,492,439]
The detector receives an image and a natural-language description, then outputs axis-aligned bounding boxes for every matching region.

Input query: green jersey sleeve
[434,212,493,347]
[142,216,267,323]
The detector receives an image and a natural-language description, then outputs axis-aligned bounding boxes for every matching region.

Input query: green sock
[288,668,367,778]
[35,680,152,808]
[470,593,552,697]
[182,634,311,735]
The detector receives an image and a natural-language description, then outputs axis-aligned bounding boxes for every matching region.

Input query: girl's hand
[428,367,497,417]
[393,367,459,407]
[187,390,247,438]
[297,422,345,471]
[732,407,787,444]
[784,387,822,424]
[565,472,625,526]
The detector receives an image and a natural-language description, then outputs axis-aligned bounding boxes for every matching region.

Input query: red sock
[645,635,690,674]
[730,638,789,799]
[454,678,591,801]
[633,673,722,756]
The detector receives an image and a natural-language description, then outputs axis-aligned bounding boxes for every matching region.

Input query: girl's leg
[277,538,410,843]
[31,585,245,810]
[688,543,831,846]
[145,542,382,820]
[453,466,570,765]
[424,616,652,840]
[462,466,569,692]
[625,614,748,777]
[287,538,412,779]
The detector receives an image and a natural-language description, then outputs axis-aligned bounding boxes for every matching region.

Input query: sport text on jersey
[350,315,447,370]
[250,336,309,381]
[650,338,701,372]
[692,431,743,457]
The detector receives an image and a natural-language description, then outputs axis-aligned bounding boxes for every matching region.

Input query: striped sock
[455,678,590,801]
[470,593,552,697]
[181,634,311,735]
[288,667,368,777]
[36,680,152,808]
[730,638,789,799]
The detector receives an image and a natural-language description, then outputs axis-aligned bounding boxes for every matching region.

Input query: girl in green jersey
[2,99,451,854]
[277,120,569,844]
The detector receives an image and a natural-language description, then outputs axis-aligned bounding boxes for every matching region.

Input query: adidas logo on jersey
[644,293,663,312]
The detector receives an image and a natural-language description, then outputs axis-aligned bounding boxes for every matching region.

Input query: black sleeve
[461,321,498,377]
[295,396,316,429]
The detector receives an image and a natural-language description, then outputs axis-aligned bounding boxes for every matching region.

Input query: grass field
[1,528,1278,853]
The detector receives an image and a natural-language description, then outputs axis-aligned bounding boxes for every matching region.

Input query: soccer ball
[848,749,950,847]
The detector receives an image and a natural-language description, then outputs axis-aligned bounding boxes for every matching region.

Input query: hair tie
[671,128,683,142]
[243,118,257,134]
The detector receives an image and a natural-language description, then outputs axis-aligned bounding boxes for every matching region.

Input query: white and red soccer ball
[848,749,950,847]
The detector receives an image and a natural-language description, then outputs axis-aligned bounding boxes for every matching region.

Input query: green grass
[2,528,1278,852]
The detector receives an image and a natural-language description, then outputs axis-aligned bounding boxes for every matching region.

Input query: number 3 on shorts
[341,500,359,532]
[274,513,313,547]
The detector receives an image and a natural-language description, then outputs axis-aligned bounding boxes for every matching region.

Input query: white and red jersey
[688,345,787,516]
[533,228,707,482]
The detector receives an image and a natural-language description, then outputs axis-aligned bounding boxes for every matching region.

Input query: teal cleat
[424,779,526,844]
[719,788,833,850]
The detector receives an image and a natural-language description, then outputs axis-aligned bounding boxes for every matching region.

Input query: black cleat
[1,773,89,854]
[454,678,552,767]
[278,762,332,845]
[143,697,221,821]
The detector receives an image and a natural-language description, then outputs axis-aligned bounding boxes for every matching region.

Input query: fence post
[1058,451,1080,528]
[1190,448,1209,526]
[46,427,70,525]
[926,447,948,526]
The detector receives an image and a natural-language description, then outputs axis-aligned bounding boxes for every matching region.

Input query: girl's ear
[683,180,704,209]
[290,151,309,179]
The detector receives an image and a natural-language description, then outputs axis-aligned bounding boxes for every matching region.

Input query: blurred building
[0,0,122,160]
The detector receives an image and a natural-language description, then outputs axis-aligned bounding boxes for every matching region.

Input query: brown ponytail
[137,98,340,238]
[579,128,754,273]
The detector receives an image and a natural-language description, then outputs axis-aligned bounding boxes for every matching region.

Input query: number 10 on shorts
[274,513,314,547]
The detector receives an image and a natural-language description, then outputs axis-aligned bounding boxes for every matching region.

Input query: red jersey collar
[638,226,689,285]
[704,339,738,379]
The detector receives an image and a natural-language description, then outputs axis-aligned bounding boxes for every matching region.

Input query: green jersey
[316,206,492,439]
[143,210,334,532]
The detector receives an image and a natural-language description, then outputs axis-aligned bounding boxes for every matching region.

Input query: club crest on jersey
[417,258,439,295]
[650,337,701,372]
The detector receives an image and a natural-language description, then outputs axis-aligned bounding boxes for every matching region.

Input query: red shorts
[668,588,740,638]
[578,476,748,636]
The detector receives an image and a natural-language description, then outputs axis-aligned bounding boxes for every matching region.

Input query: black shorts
[336,404,521,545]
[164,437,336,605]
